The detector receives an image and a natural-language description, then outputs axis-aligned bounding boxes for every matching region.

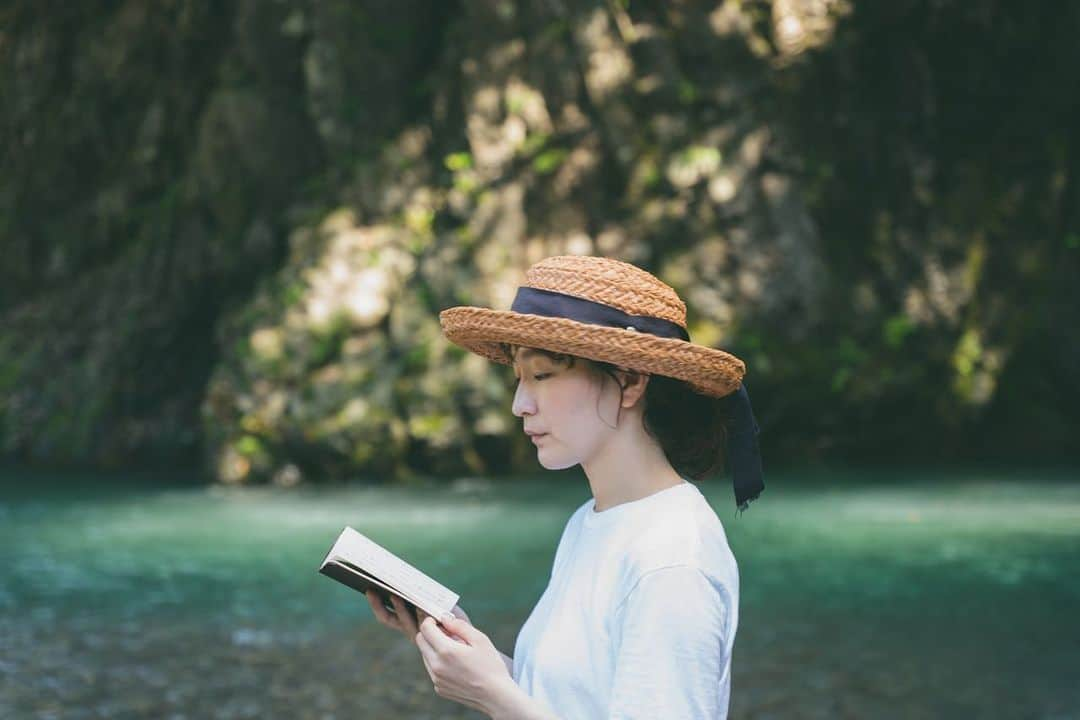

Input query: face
[509,347,624,470]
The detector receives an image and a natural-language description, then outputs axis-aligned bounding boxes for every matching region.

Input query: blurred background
[2,1,1078,718]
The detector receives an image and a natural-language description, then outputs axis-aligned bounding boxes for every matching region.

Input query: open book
[318,526,460,624]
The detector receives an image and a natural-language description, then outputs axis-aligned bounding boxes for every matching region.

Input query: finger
[415,629,436,675]
[364,589,383,617]
[428,612,461,640]
[367,590,402,630]
[414,609,433,643]
[390,594,419,637]
[416,608,461,640]
[365,590,389,620]
[365,589,386,615]
[390,595,414,634]
[418,616,455,653]
[427,610,461,639]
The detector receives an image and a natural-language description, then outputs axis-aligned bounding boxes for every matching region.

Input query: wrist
[498,650,513,673]
[485,675,525,720]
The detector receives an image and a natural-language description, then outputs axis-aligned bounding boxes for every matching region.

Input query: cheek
[546,379,602,438]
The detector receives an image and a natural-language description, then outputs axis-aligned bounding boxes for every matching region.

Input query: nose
[511,380,536,418]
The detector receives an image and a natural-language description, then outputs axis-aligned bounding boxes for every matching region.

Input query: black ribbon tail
[722,383,765,513]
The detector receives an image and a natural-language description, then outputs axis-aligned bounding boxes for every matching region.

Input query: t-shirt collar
[582,480,694,529]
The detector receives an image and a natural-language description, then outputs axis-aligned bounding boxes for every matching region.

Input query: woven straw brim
[440,306,746,398]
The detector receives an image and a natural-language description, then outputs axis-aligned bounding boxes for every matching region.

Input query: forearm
[486,677,564,720]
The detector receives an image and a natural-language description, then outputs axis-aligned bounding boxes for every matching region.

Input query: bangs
[501,343,578,368]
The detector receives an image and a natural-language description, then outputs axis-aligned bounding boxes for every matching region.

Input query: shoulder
[556,496,594,539]
[619,486,738,594]
[561,496,593,538]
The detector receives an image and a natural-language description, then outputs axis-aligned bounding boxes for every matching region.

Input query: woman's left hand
[415,614,516,716]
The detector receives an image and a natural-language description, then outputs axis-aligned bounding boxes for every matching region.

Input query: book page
[321,527,459,617]
[320,559,419,620]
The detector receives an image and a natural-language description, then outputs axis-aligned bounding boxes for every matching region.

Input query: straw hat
[439,255,746,398]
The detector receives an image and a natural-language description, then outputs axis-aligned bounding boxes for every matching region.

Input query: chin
[535,440,587,472]
[533,446,570,470]
[537,448,578,471]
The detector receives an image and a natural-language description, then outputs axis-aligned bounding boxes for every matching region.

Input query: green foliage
[951,329,982,379]
[533,148,568,174]
[536,19,570,48]
[675,146,721,167]
[520,132,551,157]
[5,0,1078,480]
[883,314,916,349]
[444,152,473,172]
[308,316,351,369]
[678,79,698,105]
[283,281,306,308]
[235,435,267,459]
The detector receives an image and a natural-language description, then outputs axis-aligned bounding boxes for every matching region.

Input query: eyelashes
[508,372,553,385]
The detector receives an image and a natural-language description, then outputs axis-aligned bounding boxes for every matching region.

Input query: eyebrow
[511,348,552,375]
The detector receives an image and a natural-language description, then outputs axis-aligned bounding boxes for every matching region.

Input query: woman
[365,255,764,719]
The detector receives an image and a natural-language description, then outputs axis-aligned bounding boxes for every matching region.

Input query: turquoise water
[1,466,1077,719]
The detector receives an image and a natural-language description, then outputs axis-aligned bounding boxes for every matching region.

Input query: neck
[581,408,685,512]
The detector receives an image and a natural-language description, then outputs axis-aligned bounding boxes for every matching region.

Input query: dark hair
[499,343,730,481]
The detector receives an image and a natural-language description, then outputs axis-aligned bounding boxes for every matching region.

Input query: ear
[616,368,650,408]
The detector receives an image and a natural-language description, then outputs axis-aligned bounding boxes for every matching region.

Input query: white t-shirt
[512,480,739,719]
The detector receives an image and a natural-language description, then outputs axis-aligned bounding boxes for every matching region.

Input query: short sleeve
[607,565,731,720]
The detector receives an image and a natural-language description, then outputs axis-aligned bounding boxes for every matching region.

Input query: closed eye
[507,370,552,386]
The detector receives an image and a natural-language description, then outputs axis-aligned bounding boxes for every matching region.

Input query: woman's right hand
[365,590,472,645]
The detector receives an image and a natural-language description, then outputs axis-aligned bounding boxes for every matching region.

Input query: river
[1,466,1077,719]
